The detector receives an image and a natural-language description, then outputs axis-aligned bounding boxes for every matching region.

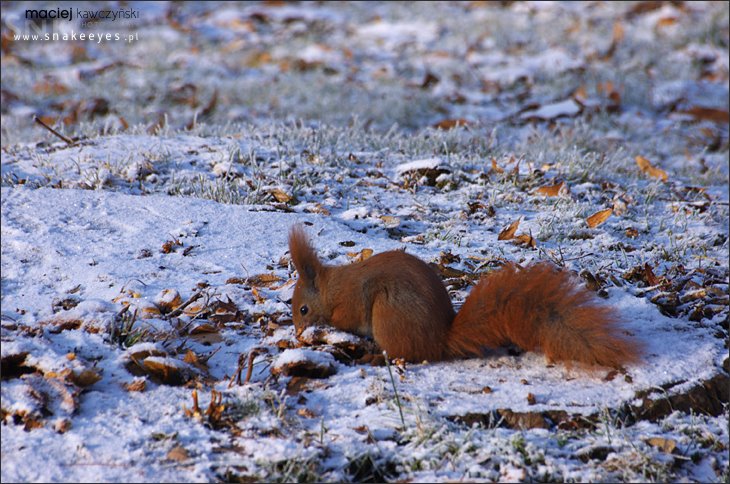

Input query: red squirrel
[288,225,642,367]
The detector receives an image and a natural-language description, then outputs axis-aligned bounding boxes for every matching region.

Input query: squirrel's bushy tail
[447,263,642,368]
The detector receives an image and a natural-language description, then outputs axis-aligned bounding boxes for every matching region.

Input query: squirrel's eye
[300,305,309,316]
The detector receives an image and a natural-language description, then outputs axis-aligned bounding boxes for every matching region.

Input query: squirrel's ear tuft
[289,225,321,283]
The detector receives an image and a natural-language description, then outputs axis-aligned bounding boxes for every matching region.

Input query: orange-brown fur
[289,225,642,367]
[447,263,642,367]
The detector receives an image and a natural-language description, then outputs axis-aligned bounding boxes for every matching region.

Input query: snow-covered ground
[2,1,728,482]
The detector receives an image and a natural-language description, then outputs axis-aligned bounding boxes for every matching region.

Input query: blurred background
[2,1,728,149]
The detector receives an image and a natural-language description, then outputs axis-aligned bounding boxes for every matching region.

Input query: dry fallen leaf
[644,263,666,287]
[297,407,317,418]
[206,297,243,323]
[380,215,400,228]
[586,208,613,228]
[420,70,440,89]
[167,445,190,462]
[141,357,192,386]
[54,418,72,434]
[245,50,272,67]
[573,85,588,103]
[601,20,625,59]
[513,234,537,248]
[348,248,374,262]
[646,437,677,454]
[432,118,470,130]
[612,20,625,43]
[199,89,218,119]
[189,323,219,335]
[161,239,182,254]
[182,350,207,372]
[126,345,166,362]
[123,379,147,392]
[139,302,162,320]
[678,106,730,124]
[656,16,678,28]
[269,188,292,203]
[251,287,267,305]
[33,78,70,96]
[491,158,505,174]
[635,155,668,182]
[183,302,206,317]
[307,203,331,215]
[155,289,182,313]
[189,324,223,344]
[606,89,621,111]
[247,274,284,288]
[16,373,83,427]
[626,1,665,18]
[69,369,102,387]
[535,181,567,197]
[113,289,142,302]
[43,318,83,334]
[612,196,628,216]
[498,219,520,240]
[680,288,708,304]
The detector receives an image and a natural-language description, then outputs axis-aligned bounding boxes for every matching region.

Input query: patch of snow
[521,99,581,120]
[395,157,443,175]
[274,348,336,368]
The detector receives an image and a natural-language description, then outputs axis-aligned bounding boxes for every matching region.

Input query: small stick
[243,349,262,384]
[197,346,221,364]
[166,292,203,318]
[228,353,247,388]
[204,390,222,417]
[384,351,406,428]
[33,115,74,146]
[191,389,201,414]
[633,283,665,296]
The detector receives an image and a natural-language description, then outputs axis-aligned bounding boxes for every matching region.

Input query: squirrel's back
[332,250,456,361]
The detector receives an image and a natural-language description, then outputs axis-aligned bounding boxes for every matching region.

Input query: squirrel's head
[289,225,329,336]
